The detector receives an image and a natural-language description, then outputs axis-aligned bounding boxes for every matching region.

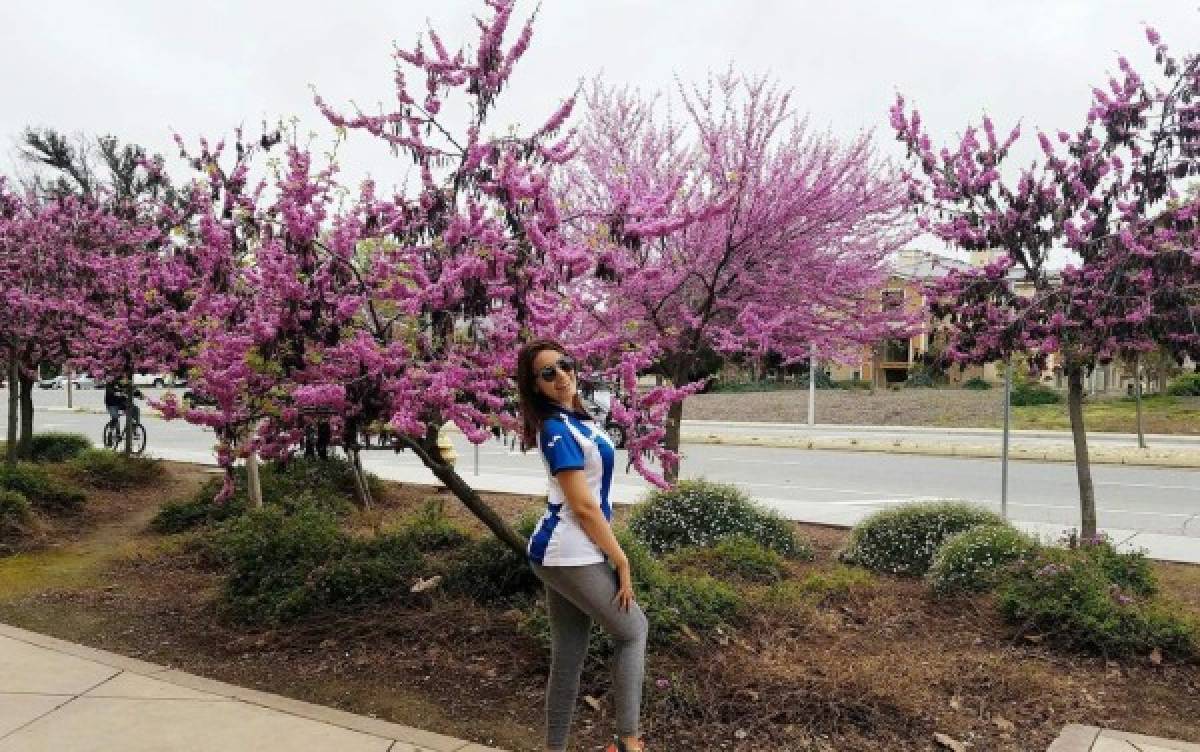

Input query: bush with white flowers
[628,480,809,559]
[841,501,1004,576]
[927,524,1039,594]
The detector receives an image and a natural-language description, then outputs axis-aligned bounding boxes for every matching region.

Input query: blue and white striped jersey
[527,408,616,566]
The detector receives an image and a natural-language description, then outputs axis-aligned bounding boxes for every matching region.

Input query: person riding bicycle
[104,382,142,425]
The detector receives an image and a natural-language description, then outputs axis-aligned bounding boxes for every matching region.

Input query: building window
[884,338,910,363]
[882,289,904,311]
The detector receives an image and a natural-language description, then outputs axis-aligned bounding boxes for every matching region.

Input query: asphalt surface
[5,386,1199,541]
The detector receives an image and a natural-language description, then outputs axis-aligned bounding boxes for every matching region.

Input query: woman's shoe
[604,739,644,752]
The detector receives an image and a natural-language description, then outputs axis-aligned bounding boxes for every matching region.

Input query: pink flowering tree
[160,0,617,554]
[565,76,915,481]
[891,27,1200,537]
[0,185,151,462]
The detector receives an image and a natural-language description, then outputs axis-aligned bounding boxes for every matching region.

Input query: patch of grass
[667,536,787,583]
[67,450,163,490]
[393,500,470,551]
[1010,395,1200,434]
[442,514,541,605]
[0,490,34,543]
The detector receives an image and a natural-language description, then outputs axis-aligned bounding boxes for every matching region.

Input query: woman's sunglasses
[538,357,576,383]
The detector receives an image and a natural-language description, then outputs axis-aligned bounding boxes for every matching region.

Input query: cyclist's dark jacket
[104,384,126,410]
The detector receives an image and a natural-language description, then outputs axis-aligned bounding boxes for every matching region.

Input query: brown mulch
[1,462,1198,751]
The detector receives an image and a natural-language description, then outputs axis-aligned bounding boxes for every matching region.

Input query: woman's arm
[556,469,635,610]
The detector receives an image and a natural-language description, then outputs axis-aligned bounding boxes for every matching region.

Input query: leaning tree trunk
[348,446,374,510]
[245,450,263,509]
[17,371,34,460]
[398,431,525,557]
[1066,367,1098,539]
[5,359,18,466]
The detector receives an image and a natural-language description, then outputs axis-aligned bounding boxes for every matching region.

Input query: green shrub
[259,456,379,511]
[927,524,1039,595]
[443,513,541,605]
[150,477,248,534]
[998,548,1197,659]
[841,501,1005,576]
[0,463,86,515]
[29,432,92,463]
[521,529,740,650]
[1166,372,1200,397]
[0,490,33,541]
[150,457,367,535]
[629,480,808,558]
[962,377,993,391]
[1010,382,1062,406]
[394,500,469,551]
[68,449,163,490]
[217,506,422,624]
[833,378,873,391]
[1072,535,1157,597]
[668,536,786,583]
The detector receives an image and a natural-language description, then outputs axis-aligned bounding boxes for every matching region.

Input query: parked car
[181,388,217,408]
[132,372,178,388]
[39,374,99,390]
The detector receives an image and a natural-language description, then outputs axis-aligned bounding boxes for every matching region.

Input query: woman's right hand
[612,559,635,612]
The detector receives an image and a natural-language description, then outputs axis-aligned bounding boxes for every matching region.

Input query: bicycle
[103,413,147,455]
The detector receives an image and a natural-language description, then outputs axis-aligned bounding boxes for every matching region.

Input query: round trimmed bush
[962,377,992,391]
[29,432,92,463]
[629,480,808,558]
[927,524,1039,594]
[841,501,1005,576]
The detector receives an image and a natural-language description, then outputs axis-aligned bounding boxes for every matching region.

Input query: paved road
[7,390,1198,540]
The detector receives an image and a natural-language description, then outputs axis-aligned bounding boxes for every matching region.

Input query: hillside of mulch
[686,388,1004,426]
[0,462,1198,751]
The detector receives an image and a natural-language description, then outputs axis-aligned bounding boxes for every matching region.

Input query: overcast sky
[2,1,1196,215]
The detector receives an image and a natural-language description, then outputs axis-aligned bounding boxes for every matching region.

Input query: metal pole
[473,442,480,476]
[65,365,73,410]
[807,344,816,427]
[1134,355,1147,449]
[1002,362,1012,520]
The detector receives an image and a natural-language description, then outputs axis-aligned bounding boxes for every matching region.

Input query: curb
[681,432,1200,469]
[1048,723,1200,751]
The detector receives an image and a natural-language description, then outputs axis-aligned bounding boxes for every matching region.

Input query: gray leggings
[532,562,648,751]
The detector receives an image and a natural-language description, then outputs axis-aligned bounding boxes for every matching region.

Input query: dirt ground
[1,462,1198,751]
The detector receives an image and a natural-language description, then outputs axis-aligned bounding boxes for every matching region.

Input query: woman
[517,339,649,752]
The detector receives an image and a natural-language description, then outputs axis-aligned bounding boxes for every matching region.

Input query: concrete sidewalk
[1050,724,1200,751]
[0,622,502,752]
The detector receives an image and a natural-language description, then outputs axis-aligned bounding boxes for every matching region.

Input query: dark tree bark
[5,359,18,466]
[17,371,34,460]
[1066,366,1097,539]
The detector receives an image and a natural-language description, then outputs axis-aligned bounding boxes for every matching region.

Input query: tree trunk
[123,373,134,455]
[5,359,17,466]
[663,398,684,484]
[1134,355,1146,450]
[17,372,34,460]
[399,434,525,557]
[349,446,373,509]
[1066,367,1098,539]
[245,451,263,509]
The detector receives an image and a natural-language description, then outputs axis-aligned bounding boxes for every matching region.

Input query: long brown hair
[516,339,585,451]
